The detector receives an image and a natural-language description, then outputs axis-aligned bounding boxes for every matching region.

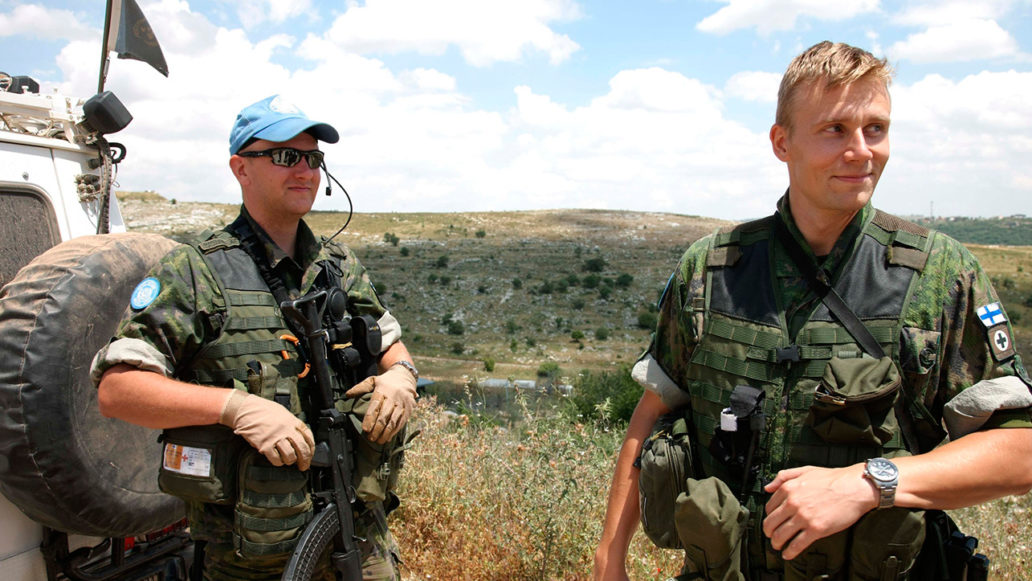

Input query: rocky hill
[117,193,731,385]
[118,193,1032,385]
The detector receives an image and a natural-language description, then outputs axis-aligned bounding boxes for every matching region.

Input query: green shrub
[450,342,464,355]
[582,274,601,289]
[595,327,610,340]
[447,320,465,335]
[571,330,585,340]
[475,229,486,238]
[400,247,410,257]
[637,311,658,329]
[583,257,607,273]
[537,361,561,381]
[483,358,495,372]
[383,232,400,246]
[565,366,643,424]
[572,299,585,310]
[512,277,523,289]
[436,255,449,268]
[615,273,634,288]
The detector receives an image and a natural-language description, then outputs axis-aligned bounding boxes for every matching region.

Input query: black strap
[773,213,886,359]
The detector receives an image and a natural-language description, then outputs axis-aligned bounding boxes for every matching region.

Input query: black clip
[775,345,800,363]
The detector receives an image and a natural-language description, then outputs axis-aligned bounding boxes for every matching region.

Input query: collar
[238,205,321,270]
[776,192,872,271]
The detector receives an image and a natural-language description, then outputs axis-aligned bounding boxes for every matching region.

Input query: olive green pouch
[158,424,245,505]
[232,448,313,558]
[782,530,848,581]
[806,356,902,446]
[339,392,414,503]
[675,476,749,581]
[638,409,695,549]
[849,508,926,580]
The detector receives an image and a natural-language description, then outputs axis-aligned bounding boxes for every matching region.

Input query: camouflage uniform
[639,195,1032,576]
[92,207,402,581]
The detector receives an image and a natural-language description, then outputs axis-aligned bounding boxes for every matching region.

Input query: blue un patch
[130,277,161,310]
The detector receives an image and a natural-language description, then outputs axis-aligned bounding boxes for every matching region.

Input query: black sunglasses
[237,147,324,169]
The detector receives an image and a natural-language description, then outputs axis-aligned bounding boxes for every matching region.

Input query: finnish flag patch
[977,302,1007,327]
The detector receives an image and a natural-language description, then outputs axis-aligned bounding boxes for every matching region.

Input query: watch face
[867,458,898,481]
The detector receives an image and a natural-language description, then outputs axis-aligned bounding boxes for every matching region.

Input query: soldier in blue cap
[92,95,416,580]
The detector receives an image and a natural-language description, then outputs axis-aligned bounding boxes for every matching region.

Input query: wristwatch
[863,457,899,509]
[391,360,419,380]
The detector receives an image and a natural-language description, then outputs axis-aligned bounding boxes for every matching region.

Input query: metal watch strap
[391,360,419,380]
[876,483,896,509]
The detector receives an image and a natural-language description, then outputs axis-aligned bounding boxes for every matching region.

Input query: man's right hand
[219,390,315,470]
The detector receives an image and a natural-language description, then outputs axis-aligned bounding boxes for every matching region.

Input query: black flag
[106,0,168,77]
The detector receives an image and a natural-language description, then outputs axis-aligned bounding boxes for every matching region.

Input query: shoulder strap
[773,213,886,359]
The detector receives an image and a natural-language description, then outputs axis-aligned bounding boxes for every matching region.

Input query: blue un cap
[229,95,339,154]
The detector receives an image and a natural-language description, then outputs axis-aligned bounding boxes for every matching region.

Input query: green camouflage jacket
[92,206,399,383]
[647,195,1032,438]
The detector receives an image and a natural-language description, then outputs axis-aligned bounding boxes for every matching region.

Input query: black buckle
[775,345,800,363]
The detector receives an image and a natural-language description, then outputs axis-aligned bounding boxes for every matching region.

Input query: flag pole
[98,0,114,93]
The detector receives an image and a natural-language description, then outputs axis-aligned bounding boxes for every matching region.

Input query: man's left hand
[762,464,878,560]
[345,364,417,444]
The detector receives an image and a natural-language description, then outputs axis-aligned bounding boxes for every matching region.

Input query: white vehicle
[0,14,194,578]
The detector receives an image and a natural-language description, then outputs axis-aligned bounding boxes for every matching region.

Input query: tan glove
[345,363,417,444]
[219,390,315,471]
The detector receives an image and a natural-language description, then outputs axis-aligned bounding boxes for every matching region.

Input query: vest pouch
[806,356,902,446]
[232,447,313,559]
[158,424,244,505]
[638,408,695,549]
[848,508,926,580]
[781,529,848,581]
[674,476,749,581]
[339,392,400,503]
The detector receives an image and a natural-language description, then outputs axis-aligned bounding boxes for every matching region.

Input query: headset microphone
[320,163,355,244]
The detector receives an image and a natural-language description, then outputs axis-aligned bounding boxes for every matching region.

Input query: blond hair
[776,41,893,128]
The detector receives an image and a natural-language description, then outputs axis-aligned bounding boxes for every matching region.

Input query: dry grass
[392,396,684,581]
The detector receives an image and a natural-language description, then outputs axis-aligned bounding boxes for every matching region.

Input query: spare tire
[0,232,184,537]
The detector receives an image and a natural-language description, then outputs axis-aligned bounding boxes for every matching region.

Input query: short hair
[775,41,893,128]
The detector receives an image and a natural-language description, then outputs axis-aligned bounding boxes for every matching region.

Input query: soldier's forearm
[97,363,230,429]
[894,427,1032,510]
[378,340,413,374]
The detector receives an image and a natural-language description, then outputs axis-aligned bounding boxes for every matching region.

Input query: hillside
[117,194,1032,385]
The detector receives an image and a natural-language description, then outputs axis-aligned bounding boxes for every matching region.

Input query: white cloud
[233,0,315,28]
[887,19,1019,63]
[880,71,1032,216]
[0,3,95,42]
[697,0,880,35]
[892,0,1014,26]
[724,71,781,103]
[321,0,582,66]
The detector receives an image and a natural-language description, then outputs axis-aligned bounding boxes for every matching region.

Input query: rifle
[278,287,381,581]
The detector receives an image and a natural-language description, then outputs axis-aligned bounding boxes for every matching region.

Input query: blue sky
[4,0,1032,220]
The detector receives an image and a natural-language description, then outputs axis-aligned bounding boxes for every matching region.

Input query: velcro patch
[130,277,161,310]
[988,323,1016,362]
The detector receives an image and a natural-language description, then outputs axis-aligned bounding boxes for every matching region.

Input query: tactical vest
[685,210,941,578]
[157,229,318,557]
